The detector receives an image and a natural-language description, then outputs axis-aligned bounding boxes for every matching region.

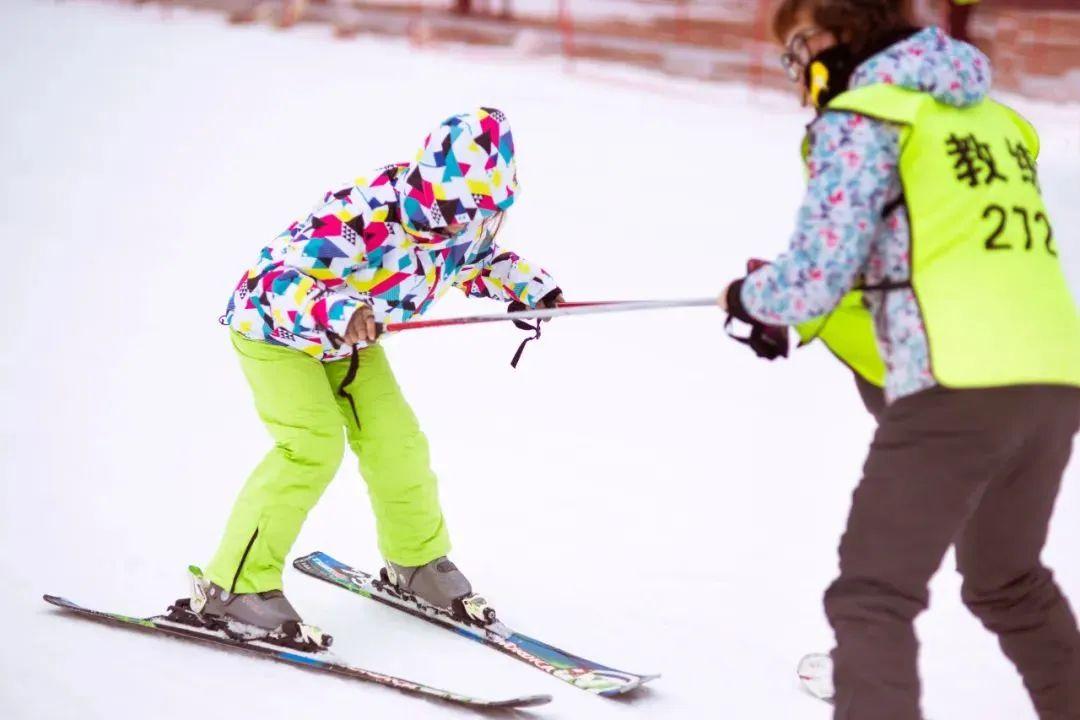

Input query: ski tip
[487,693,552,709]
[597,673,661,697]
[44,595,93,613]
[293,550,329,567]
[796,653,835,702]
[43,594,72,607]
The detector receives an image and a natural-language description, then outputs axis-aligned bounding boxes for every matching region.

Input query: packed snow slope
[2,1,1078,718]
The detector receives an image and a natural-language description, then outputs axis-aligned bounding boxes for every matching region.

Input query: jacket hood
[850,26,992,108]
[395,107,518,242]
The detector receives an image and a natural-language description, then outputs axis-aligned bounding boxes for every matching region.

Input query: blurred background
[120,0,1080,100]
[2,1,1077,719]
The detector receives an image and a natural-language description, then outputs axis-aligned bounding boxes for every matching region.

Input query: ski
[43,595,551,710]
[797,653,835,703]
[293,551,659,696]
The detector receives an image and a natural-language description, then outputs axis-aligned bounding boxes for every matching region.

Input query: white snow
[2,1,1079,719]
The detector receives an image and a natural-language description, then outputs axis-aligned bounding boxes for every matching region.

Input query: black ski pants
[827,384,1080,720]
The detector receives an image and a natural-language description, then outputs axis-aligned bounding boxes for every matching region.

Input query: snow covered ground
[2,1,1079,718]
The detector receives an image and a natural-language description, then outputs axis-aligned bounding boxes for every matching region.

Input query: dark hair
[772,0,913,55]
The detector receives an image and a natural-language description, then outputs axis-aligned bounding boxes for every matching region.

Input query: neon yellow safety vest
[796,292,885,387]
[803,83,1080,390]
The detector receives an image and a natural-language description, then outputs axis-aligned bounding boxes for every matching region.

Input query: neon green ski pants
[206,333,450,594]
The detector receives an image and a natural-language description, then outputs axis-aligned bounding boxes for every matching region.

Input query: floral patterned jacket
[741,27,992,402]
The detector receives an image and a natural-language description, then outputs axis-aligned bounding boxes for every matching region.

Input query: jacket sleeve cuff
[539,286,563,308]
[523,273,559,306]
[537,273,560,302]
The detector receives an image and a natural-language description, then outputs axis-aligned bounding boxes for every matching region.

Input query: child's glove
[506,288,563,367]
[507,288,564,330]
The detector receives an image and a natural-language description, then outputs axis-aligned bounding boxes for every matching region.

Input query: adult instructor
[721,1,1080,718]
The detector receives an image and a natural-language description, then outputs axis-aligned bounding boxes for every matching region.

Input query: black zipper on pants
[230,528,259,594]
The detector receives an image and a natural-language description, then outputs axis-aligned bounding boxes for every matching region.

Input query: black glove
[508,288,562,328]
[724,277,790,362]
[507,288,562,367]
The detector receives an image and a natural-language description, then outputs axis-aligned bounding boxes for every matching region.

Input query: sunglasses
[780,28,828,82]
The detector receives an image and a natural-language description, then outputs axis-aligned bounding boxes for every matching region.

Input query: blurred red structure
[141,0,1080,101]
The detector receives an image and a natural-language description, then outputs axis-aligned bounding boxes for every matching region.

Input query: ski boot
[381,557,498,627]
[166,567,332,652]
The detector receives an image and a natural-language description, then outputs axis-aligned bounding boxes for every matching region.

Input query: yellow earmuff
[808,60,831,108]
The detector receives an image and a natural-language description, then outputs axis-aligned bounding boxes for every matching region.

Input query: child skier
[720,1,1080,718]
[189,108,562,644]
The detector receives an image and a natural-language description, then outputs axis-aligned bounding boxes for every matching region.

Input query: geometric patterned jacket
[224,107,559,361]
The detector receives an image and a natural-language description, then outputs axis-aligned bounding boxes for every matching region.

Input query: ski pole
[380,298,719,334]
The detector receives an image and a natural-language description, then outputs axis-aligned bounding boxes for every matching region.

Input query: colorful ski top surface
[293,551,659,697]
[43,595,550,710]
